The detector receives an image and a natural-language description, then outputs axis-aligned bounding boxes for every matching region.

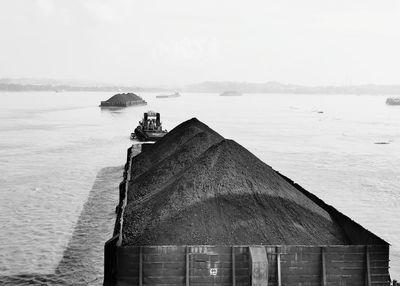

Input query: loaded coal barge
[131,111,168,142]
[106,118,393,286]
[100,93,147,108]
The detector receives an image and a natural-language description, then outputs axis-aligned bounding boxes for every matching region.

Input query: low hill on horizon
[2,77,400,94]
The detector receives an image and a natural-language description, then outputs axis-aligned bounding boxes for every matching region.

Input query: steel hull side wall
[113,147,132,237]
[104,235,119,286]
[104,245,390,286]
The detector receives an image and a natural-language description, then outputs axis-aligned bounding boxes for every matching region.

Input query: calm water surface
[0,92,399,284]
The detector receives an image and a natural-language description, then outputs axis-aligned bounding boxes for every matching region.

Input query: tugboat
[131,111,168,141]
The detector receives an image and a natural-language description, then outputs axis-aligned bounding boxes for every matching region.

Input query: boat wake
[0,166,123,286]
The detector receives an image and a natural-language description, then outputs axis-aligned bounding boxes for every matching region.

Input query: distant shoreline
[0,83,167,93]
[1,81,400,95]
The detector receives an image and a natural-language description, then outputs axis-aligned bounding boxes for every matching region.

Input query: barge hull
[104,243,390,286]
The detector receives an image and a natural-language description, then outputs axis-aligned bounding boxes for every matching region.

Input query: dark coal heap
[122,118,349,245]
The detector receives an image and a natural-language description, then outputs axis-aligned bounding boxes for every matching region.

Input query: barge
[106,118,392,286]
[386,97,400,105]
[220,90,242,96]
[156,92,181,98]
[100,93,147,108]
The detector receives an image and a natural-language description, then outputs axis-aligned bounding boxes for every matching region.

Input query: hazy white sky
[1,0,400,86]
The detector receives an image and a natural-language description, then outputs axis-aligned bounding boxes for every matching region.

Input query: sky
[0,0,400,86]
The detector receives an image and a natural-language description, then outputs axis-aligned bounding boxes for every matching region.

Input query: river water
[0,92,399,284]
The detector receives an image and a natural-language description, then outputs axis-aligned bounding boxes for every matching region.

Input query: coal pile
[100,92,146,107]
[121,118,349,245]
[105,93,143,103]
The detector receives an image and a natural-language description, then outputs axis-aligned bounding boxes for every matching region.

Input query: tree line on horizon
[1,81,400,95]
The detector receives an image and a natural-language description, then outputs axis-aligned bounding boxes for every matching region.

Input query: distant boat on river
[220,90,242,96]
[386,97,400,105]
[156,92,181,99]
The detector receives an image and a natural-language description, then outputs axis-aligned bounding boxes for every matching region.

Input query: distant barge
[100,93,147,108]
[156,92,181,99]
[220,90,242,96]
[105,119,392,286]
[386,97,400,105]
